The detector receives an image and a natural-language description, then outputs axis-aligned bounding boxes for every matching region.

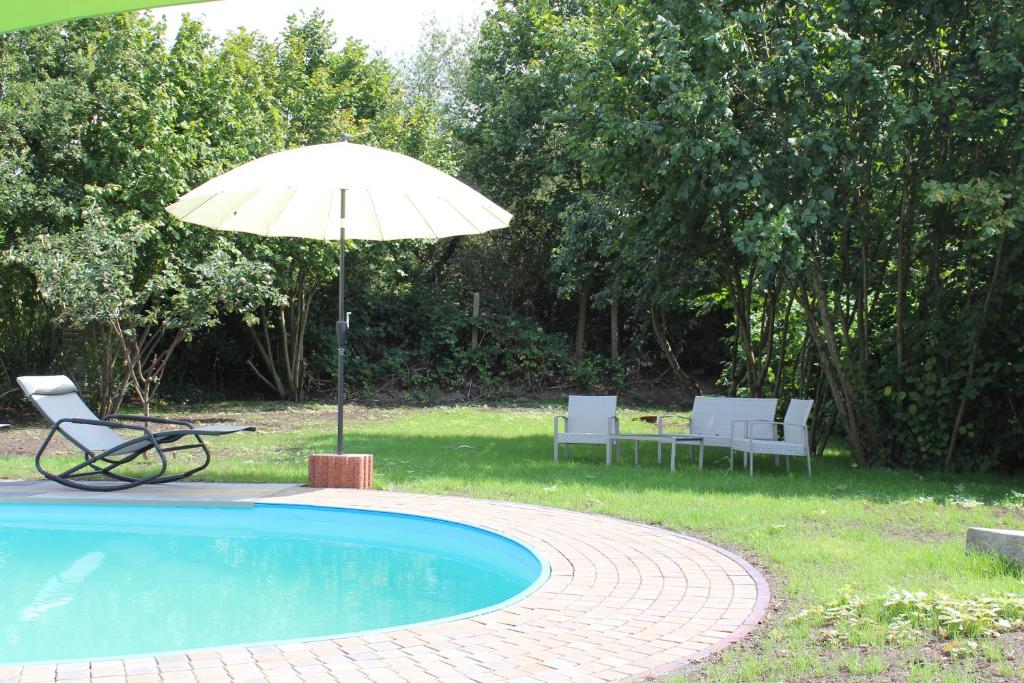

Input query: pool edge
[0,499,551,668]
[0,485,768,681]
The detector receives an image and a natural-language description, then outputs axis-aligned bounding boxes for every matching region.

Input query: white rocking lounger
[18,375,253,492]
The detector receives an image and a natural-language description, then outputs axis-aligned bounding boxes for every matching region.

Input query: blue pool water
[0,503,546,664]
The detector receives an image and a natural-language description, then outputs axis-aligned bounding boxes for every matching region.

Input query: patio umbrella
[0,1,216,34]
[166,140,512,453]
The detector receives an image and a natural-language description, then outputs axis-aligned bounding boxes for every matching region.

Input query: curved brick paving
[0,485,769,682]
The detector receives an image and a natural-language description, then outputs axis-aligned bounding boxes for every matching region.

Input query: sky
[154,0,492,60]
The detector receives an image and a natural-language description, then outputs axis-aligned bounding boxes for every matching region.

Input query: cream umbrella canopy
[166,140,512,453]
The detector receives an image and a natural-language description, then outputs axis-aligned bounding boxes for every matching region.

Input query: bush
[307,291,621,400]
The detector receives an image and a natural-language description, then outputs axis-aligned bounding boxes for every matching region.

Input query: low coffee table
[609,433,705,472]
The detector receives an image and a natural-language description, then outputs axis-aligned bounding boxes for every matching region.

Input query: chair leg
[150,437,212,483]
[749,452,754,477]
[554,439,559,462]
[807,454,812,477]
[785,456,790,472]
[670,440,677,472]
[657,441,662,465]
[605,441,611,466]
[698,443,704,469]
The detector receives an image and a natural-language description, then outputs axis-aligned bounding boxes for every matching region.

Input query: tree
[14,197,277,415]
[457,0,597,329]
[555,0,1024,468]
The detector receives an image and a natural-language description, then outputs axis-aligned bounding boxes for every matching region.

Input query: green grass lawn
[3,403,1023,681]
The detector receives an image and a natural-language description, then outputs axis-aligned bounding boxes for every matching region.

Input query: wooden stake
[611,300,619,360]
[471,292,480,350]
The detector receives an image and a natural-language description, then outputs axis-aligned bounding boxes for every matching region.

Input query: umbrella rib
[172,193,221,223]
[265,188,297,235]
[439,197,481,235]
[480,203,509,226]
[366,191,384,240]
[213,188,267,229]
[405,193,439,240]
[220,189,282,235]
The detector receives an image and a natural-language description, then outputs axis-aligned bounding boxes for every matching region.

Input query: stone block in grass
[967,527,1024,565]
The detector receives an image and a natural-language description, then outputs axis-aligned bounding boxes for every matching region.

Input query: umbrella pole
[337,190,347,455]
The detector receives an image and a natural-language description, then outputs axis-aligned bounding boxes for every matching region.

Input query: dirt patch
[786,514,959,546]
[818,633,1024,682]
[682,629,1024,681]
[879,523,959,544]
[991,506,1024,521]
[161,402,383,432]
[354,382,703,410]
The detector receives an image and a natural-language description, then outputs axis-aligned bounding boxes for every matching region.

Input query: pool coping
[0,500,553,668]
[0,483,770,682]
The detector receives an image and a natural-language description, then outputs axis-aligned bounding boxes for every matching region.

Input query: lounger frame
[19,375,251,492]
[33,415,217,491]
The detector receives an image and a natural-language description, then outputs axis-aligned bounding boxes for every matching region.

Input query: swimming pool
[0,502,547,664]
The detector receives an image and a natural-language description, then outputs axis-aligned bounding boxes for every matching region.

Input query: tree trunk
[246,273,320,402]
[796,265,877,466]
[722,268,761,395]
[575,282,590,359]
[247,313,287,399]
[610,300,619,361]
[771,293,795,397]
[892,147,917,461]
[650,306,701,396]
[114,322,185,417]
[944,233,1007,470]
[91,323,128,417]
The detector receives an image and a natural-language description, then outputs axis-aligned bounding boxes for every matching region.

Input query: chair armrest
[656,415,690,434]
[105,414,195,429]
[608,416,620,435]
[730,419,770,438]
[55,417,154,437]
[554,415,567,434]
[732,419,784,439]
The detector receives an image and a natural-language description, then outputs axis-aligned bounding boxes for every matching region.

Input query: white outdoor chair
[657,396,778,468]
[730,399,814,476]
[553,395,620,465]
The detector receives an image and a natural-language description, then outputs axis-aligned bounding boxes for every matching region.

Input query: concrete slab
[967,526,1024,565]
[0,479,304,506]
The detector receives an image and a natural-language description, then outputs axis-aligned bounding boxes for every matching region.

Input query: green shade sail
[0,1,216,34]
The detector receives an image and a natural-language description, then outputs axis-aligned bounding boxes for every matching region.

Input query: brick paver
[0,485,768,682]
